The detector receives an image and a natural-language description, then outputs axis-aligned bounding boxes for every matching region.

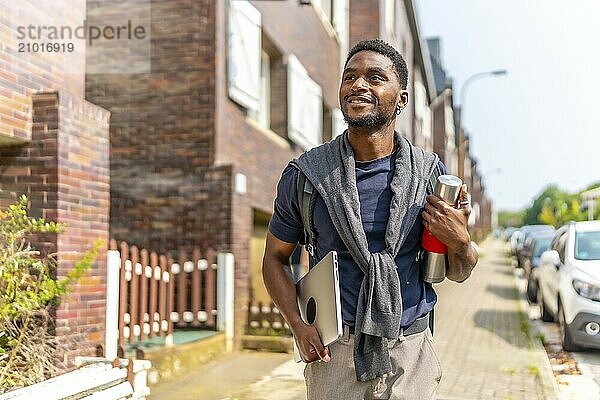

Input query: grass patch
[535,332,546,345]
[513,285,536,349]
[501,366,517,375]
[526,364,540,376]
[519,310,531,341]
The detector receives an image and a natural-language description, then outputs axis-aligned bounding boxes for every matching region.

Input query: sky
[415,0,600,211]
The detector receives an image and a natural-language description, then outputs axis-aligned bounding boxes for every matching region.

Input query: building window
[288,54,323,150]
[332,0,348,71]
[385,0,397,44]
[414,80,432,140]
[332,108,346,139]
[248,51,270,129]
[312,0,333,23]
[261,33,286,138]
[444,104,455,139]
[227,0,262,112]
[311,0,347,49]
[321,0,334,22]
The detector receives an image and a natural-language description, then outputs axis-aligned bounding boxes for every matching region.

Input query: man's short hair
[344,39,409,90]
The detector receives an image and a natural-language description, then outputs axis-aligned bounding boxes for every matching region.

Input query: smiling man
[262,39,478,400]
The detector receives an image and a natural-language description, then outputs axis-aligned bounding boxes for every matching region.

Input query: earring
[396,107,402,115]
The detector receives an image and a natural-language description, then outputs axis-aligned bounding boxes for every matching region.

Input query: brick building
[85,0,350,344]
[85,0,459,345]
[0,1,110,368]
[467,153,494,240]
[428,37,458,175]
[349,0,436,146]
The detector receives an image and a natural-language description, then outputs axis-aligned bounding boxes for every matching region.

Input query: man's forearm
[446,242,478,282]
[262,256,304,330]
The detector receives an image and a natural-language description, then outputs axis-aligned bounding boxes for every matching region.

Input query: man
[262,39,478,400]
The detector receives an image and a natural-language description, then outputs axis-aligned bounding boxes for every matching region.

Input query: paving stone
[433,239,555,399]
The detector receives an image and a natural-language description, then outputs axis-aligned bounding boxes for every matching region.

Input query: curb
[512,266,561,399]
[242,335,294,353]
[144,332,226,385]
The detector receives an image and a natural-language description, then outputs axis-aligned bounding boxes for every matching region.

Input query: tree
[498,181,598,230]
[523,185,570,225]
[497,210,525,227]
[524,184,589,228]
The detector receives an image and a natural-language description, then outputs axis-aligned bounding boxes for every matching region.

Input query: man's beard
[342,107,396,129]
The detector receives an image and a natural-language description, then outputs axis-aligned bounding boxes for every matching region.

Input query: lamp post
[456,69,507,178]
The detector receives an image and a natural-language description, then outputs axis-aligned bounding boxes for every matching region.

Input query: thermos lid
[435,174,463,204]
[438,174,462,187]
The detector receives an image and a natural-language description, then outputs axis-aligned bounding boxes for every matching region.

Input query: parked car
[537,221,600,351]
[503,227,518,241]
[510,230,522,256]
[519,229,556,273]
[515,225,555,267]
[524,231,555,302]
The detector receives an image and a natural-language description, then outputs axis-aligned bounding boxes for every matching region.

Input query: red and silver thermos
[421,175,463,283]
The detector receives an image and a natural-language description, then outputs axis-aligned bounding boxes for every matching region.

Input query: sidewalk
[149,238,558,399]
[148,351,293,400]
[433,238,557,400]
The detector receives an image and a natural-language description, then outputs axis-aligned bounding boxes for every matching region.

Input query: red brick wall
[349,0,380,47]
[0,91,110,369]
[85,0,223,253]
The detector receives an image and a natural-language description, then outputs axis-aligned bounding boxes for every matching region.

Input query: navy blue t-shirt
[269,152,446,328]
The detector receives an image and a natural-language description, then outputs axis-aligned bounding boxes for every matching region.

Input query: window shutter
[332,0,347,43]
[228,0,261,112]
[332,108,346,138]
[415,81,431,139]
[288,55,323,150]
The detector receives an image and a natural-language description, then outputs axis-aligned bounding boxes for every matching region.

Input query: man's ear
[398,90,409,110]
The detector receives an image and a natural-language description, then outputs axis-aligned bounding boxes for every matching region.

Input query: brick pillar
[0,91,110,369]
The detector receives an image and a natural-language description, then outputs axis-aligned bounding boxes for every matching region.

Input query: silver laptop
[293,250,343,363]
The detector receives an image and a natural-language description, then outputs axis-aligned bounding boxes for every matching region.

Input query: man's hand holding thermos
[421,175,472,283]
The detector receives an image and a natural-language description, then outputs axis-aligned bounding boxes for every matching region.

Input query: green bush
[0,195,103,392]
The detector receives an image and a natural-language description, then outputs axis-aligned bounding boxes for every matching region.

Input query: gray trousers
[304,328,442,400]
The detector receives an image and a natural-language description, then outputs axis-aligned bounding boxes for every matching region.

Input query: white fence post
[217,253,235,352]
[105,250,121,360]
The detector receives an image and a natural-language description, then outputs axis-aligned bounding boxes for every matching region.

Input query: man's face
[339,50,407,129]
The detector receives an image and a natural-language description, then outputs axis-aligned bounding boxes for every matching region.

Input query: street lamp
[456,69,507,178]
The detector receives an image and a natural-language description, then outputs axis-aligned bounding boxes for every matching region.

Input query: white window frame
[332,0,348,72]
[227,0,261,112]
[287,55,323,150]
[414,80,431,139]
[385,0,397,45]
[248,50,271,129]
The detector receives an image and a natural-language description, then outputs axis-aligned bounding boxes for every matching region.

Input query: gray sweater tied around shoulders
[291,130,438,381]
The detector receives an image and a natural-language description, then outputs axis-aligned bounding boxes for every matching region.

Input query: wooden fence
[246,300,290,336]
[108,240,219,349]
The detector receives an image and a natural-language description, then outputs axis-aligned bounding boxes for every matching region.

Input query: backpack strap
[425,161,442,336]
[427,162,442,196]
[296,170,317,265]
